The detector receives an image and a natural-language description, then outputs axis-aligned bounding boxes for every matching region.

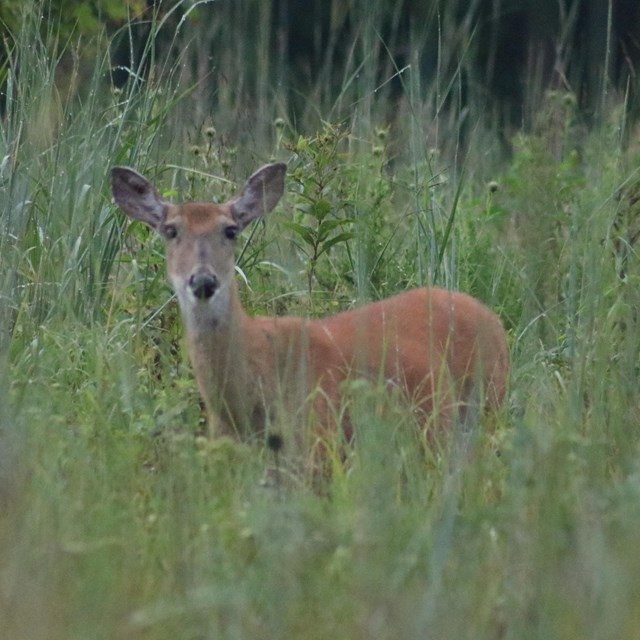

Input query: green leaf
[310,198,332,221]
[317,219,349,242]
[316,232,354,257]
[281,221,316,247]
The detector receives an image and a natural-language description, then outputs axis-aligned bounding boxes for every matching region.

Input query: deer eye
[224,225,239,241]
[163,223,178,239]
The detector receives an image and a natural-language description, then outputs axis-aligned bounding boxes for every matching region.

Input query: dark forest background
[1,0,639,129]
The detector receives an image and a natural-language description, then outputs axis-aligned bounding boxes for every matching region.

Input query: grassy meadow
[2,3,640,639]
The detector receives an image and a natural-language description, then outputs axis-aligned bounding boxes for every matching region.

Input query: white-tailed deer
[111,163,509,449]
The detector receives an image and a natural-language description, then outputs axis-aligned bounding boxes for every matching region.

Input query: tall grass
[2,2,640,639]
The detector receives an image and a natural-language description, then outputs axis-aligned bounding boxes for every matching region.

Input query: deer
[111,162,509,458]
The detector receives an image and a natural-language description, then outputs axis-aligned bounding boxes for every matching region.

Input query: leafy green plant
[284,123,356,302]
[491,91,585,347]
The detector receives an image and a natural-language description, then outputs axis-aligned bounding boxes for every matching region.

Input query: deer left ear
[229,163,287,229]
[111,167,168,231]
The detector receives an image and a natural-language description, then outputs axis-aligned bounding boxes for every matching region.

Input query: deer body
[111,163,509,443]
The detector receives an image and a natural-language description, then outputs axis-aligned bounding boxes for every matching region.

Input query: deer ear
[111,167,168,231]
[229,163,286,229]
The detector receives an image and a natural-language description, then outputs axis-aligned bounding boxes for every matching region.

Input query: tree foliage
[1,0,146,37]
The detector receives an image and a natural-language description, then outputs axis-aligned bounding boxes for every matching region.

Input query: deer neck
[181,280,257,434]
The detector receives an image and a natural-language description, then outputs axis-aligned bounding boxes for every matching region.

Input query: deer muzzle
[188,272,219,300]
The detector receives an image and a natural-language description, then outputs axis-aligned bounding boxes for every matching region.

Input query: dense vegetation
[2,2,640,638]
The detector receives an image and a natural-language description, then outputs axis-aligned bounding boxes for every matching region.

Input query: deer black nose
[189,273,218,300]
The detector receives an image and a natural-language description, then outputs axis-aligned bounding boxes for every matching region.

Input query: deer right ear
[111,167,168,231]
